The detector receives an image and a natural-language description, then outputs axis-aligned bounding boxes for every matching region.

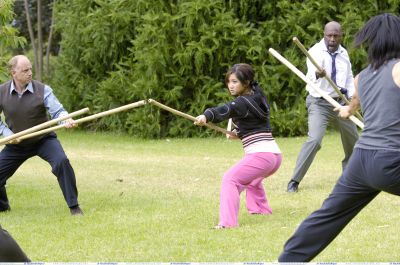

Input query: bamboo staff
[13,100,147,143]
[292,37,363,121]
[148,99,236,137]
[268,48,364,129]
[226,118,233,139]
[0,107,90,145]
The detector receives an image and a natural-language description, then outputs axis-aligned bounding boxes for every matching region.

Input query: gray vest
[356,59,400,151]
[0,80,50,144]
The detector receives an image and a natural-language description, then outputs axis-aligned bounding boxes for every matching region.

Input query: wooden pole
[148,99,236,137]
[268,48,364,129]
[292,37,363,121]
[13,100,147,143]
[0,107,90,145]
[226,118,233,139]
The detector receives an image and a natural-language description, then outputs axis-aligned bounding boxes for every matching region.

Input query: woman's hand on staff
[334,105,352,119]
[226,131,239,139]
[335,74,361,119]
[63,118,78,129]
[194,115,207,126]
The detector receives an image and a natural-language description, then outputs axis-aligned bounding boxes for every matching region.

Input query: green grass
[1,130,400,261]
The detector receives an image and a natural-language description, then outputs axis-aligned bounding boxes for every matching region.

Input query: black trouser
[279,148,400,261]
[0,225,30,262]
[0,134,79,210]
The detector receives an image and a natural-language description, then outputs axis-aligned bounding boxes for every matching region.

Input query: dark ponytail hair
[354,13,400,70]
[225,63,266,97]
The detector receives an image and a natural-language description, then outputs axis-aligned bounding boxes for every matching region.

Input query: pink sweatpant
[218,152,282,227]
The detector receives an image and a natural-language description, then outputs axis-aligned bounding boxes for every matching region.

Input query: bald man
[0,55,83,215]
[286,21,359,192]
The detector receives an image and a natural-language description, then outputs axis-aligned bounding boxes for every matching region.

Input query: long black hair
[354,13,400,70]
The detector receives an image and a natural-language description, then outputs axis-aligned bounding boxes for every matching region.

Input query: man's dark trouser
[0,225,30,262]
[279,148,400,261]
[0,134,79,211]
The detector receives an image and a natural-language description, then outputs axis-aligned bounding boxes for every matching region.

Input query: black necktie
[329,52,348,97]
[329,52,337,84]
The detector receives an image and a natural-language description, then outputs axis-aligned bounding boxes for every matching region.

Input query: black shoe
[70,206,84,216]
[287,180,299,193]
[0,206,11,212]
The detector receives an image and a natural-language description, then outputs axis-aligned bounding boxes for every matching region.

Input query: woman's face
[227,73,248,96]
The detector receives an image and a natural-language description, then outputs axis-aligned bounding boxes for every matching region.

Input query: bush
[50,0,399,138]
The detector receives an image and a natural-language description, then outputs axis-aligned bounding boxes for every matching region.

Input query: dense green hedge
[50,0,399,138]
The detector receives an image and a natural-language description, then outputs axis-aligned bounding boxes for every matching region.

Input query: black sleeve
[203,98,248,123]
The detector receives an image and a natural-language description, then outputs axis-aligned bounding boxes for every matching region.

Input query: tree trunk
[37,0,43,81]
[46,0,56,76]
[23,0,39,80]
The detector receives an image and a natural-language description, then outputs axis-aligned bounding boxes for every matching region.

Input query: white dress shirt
[305,39,355,98]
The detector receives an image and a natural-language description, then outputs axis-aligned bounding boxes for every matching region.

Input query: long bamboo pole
[13,100,147,143]
[0,107,90,145]
[226,118,233,139]
[268,48,364,129]
[292,37,363,121]
[148,99,236,137]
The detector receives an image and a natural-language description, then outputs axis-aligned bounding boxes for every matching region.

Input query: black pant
[0,226,30,262]
[279,148,400,261]
[0,134,79,210]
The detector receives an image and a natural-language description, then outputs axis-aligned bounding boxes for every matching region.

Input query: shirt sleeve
[305,44,326,96]
[0,104,13,137]
[344,57,356,98]
[0,121,13,137]
[44,85,69,123]
[306,59,318,83]
[203,97,248,123]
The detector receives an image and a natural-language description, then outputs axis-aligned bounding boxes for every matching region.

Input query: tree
[45,0,57,75]
[0,0,26,83]
[23,0,43,80]
[37,0,43,80]
[50,0,400,138]
[14,0,57,81]
[23,0,39,79]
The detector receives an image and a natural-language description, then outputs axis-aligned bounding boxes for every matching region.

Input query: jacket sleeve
[203,98,248,123]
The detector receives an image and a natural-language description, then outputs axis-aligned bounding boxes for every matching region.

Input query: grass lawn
[1,130,399,261]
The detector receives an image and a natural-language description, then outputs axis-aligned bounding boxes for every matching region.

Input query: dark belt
[316,96,340,101]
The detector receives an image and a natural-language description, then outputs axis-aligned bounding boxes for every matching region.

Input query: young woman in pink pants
[195,63,282,228]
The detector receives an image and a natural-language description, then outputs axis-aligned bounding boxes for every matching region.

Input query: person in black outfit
[278,13,400,261]
[0,225,30,262]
